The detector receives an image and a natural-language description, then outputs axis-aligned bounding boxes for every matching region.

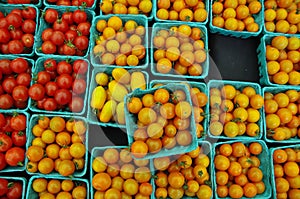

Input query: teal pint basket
[151,140,213,199]
[124,83,198,160]
[87,67,149,128]
[150,80,209,141]
[35,6,95,58]
[212,140,272,199]
[26,175,89,199]
[99,0,154,21]
[44,0,97,10]
[209,0,263,38]
[25,114,88,177]
[257,34,300,86]
[153,0,209,25]
[269,144,299,199]
[262,86,300,143]
[0,56,34,111]
[90,146,155,199]
[207,80,263,140]
[90,14,149,69]
[0,176,27,199]
[28,56,90,115]
[0,4,39,57]
[150,22,209,79]
[0,111,29,173]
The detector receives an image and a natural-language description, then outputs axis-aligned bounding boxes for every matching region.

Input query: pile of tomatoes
[92,147,153,198]
[29,58,88,113]
[90,68,147,125]
[215,141,267,198]
[0,58,32,110]
[45,0,95,7]
[26,116,87,176]
[39,8,91,56]
[156,0,207,22]
[153,24,207,76]
[209,83,264,138]
[31,177,87,199]
[264,0,300,34]
[264,89,300,141]
[93,16,146,67]
[152,82,208,139]
[153,144,212,198]
[265,36,300,85]
[0,6,37,55]
[272,147,300,198]
[100,0,152,16]
[127,85,195,158]
[0,178,23,199]
[0,113,26,171]
[212,0,261,32]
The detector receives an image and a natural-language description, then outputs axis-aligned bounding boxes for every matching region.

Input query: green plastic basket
[124,83,198,160]
[212,140,272,199]
[25,114,88,177]
[207,80,263,140]
[262,86,300,143]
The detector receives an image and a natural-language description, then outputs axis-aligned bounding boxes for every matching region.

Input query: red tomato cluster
[7,0,38,4]
[0,58,32,109]
[0,178,23,199]
[46,0,94,7]
[0,113,26,171]
[40,8,91,56]
[0,7,37,55]
[29,59,88,113]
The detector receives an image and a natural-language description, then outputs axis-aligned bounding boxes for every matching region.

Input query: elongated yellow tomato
[91,86,107,109]
[116,102,125,124]
[112,68,131,84]
[108,80,128,102]
[99,100,117,123]
[130,72,146,90]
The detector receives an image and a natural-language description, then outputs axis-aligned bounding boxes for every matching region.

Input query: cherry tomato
[8,40,24,54]
[10,58,29,74]
[9,29,22,40]
[44,58,57,72]
[69,96,83,112]
[0,114,5,128]
[0,179,8,196]
[0,95,13,109]
[62,11,73,25]
[6,13,22,28]
[44,8,58,24]
[74,35,88,51]
[0,60,12,75]
[0,153,7,170]
[21,33,34,48]
[79,0,94,7]
[50,30,65,46]
[0,44,9,54]
[0,11,4,19]
[28,83,45,101]
[36,71,51,85]
[12,85,28,102]
[0,134,13,152]
[41,40,56,54]
[2,116,13,132]
[21,19,36,34]
[63,43,76,55]
[53,19,69,32]
[57,74,73,89]
[13,100,27,109]
[10,114,26,131]
[45,82,58,96]
[77,22,90,36]
[2,77,17,94]
[65,30,77,41]
[6,181,22,199]
[0,28,11,44]
[11,131,26,147]
[54,89,72,105]
[5,147,25,167]
[72,79,86,94]
[57,60,72,74]
[16,73,31,87]
[37,98,46,109]
[57,0,72,6]
[10,9,22,17]
[73,60,88,74]
[43,98,57,111]
[22,6,37,20]
[41,28,54,42]
[72,10,87,24]
[0,18,8,29]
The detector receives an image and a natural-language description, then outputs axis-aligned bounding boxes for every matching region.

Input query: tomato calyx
[7,182,14,189]
[80,2,87,9]
[17,161,23,166]
[11,112,19,118]
[8,25,15,31]
[66,40,76,48]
